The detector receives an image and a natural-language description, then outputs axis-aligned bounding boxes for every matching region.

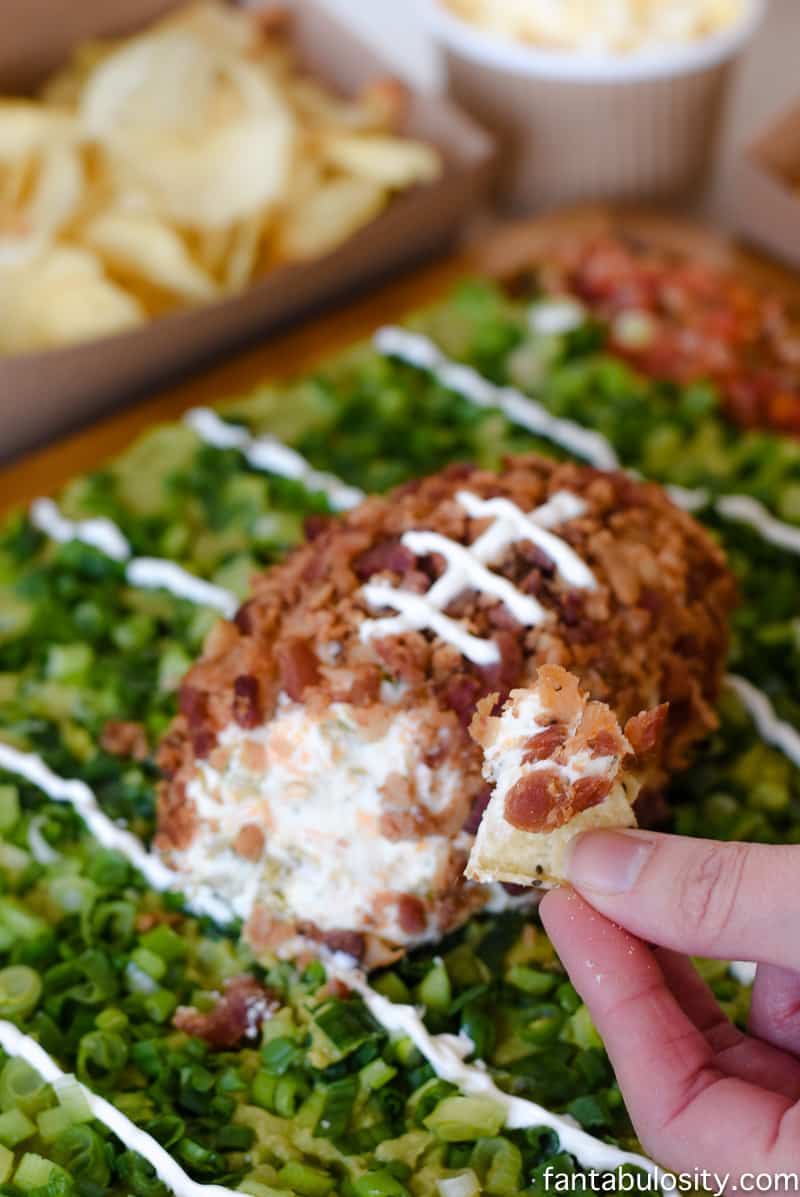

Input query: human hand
[539,832,800,1185]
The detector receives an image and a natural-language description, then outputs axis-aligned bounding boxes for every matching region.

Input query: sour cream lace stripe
[724,675,800,769]
[375,327,800,559]
[360,489,595,666]
[185,407,365,511]
[374,326,620,471]
[30,498,238,619]
[0,1021,240,1197]
[331,959,663,1184]
[0,742,232,924]
[715,494,800,556]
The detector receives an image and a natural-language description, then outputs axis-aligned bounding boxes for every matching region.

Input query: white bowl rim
[422,0,766,82]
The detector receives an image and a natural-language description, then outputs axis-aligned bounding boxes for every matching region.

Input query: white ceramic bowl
[423,0,766,210]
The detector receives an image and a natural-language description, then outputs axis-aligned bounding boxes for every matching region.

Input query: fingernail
[566,830,654,895]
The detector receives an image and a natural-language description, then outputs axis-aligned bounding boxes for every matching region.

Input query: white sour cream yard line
[374,326,620,471]
[725,676,800,770]
[0,742,232,924]
[185,407,365,511]
[30,498,238,618]
[332,959,665,1186]
[373,327,800,560]
[0,1021,242,1197]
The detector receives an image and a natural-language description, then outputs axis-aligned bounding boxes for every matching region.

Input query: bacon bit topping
[173,976,277,1049]
[192,729,216,760]
[505,769,569,833]
[315,929,366,961]
[354,539,415,580]
[100,720,149,762]
[625,704,669,756]
[179,685,207,724]
[522,724,568,763]
[572,775,612,811]
[396,894,428,935]
[276,638,320,701]
[135,911,182,933]
[233,674,262,729]
[233,823,265,861]
[587,729,621,757]
[234,600,256,635]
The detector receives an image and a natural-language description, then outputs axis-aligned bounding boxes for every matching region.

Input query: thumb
[564,830,800,968]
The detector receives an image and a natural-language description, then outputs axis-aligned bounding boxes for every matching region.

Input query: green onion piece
[360,1058,397,1091]
[139,923,186,963]
[424,1096,506,1142]
[563,1004,602,1051]
[142,988,178,1024]
[315,1075,358,1140]
[528,1152,575,1187]
[14,1152,68,1192]
[0,1143,12,1185]
[251,1070,277,1111]
[370,973,410,1004]
[37,1103,74,1143]
[555,982,580,1013]
[408,1078,457,1126]
[470,1136,522,1195]
[277,1160,334,1197]
[273,1072,308,1119]
[52,1124,111,1193]
[48,875,98,915]
[54,1078,92,1124]
[260,1036,300,1076]
[237,1181,287,1197]
[0,786,20,834]
[117,1150,169,1197]
[215,1125,255,1152]
[312,1000,376,1056]
[0,965,42,1017]
[0,1057,51,1115]
[0,1107,36,1146]
[130,947,167,982]
[459,1005,494,1061]
[353,1170,410,1196]
[0,898,46,947]
[0,840,30,879]
[436,1171,480,1197]
[505,966,557,996]
[417,961,451,1013]
[76,1029,128,1086]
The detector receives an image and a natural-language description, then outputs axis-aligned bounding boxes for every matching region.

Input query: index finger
[540,887,798,1178]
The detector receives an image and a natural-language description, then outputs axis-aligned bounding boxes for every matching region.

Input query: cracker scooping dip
[466,664,663,888]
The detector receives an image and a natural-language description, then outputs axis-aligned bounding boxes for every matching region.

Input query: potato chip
[27,142,84,237]
[0,247,144,353]
[322,134,442,189]
[277,176,386,261]
[82,36,295,228]
[83,211,218,302]
[224,214,267,293]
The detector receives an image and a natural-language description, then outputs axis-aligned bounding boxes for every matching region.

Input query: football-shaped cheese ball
[157,455,736,967]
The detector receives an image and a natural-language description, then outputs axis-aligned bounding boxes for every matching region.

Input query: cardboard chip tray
[0,0,494,463]
[732,99,800,271]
